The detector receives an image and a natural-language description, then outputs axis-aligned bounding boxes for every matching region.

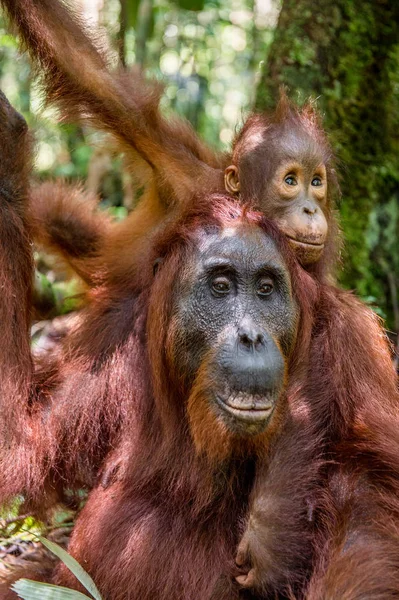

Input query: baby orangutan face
[225,127,331,266]
[266,159,328,264]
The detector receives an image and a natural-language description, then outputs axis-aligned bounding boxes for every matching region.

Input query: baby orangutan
[225,95,340,280]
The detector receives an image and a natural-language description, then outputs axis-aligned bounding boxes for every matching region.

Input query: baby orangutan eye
[311,176,323,187]
[284,175,297,186]
[257,279,274,297]
[211,276,231,297]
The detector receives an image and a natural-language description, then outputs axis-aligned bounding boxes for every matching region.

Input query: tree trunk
[135,0,154,68]
[117,0,128,66]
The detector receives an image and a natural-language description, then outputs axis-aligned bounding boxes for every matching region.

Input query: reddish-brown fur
[0,177,315,598]
[7,194,319,599]
[1,0,225,208]
[1,136,399,599]
[0,90,35,477]
[0,3,398,598]
[240,287,399,598]
[30,181,112,286]
[38,210,399,599]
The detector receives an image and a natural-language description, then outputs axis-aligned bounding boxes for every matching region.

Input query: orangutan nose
[303,202,317,216]
[238,323,265,351]
[216,319,285,396]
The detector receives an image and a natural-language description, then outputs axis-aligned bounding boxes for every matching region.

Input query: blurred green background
[0,0,398,344]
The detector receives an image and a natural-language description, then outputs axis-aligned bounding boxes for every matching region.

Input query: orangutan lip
[286,236,325,249]
[215,394,274,421]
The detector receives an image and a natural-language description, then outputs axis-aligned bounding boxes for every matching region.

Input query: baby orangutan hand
[234,524,258,589]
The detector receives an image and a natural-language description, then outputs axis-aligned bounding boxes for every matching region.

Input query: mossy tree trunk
[256,0,399,327]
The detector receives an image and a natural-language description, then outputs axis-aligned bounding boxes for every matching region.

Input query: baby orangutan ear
[224,165,240,194]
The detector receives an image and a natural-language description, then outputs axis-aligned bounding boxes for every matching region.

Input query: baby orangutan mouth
[286,234,325,248]
[216,390,274,423]
[285,234,325,264]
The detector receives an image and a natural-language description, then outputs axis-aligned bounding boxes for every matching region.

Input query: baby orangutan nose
[214,318,286,434]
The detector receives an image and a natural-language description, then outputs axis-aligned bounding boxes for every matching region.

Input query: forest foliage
[0,0,398,337]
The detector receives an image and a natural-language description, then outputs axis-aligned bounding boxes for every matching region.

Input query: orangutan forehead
[195,225,286,270]
[276,128,328,164]
[235,120,329,167]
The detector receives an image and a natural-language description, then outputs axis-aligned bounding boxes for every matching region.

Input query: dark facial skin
[225,129,329,266]
[169,225,298,436]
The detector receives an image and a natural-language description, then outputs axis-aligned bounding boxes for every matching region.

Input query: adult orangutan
[43,196,397,600]
[0,0,340,286]
[2,188,398,600]
[0,104,316,598]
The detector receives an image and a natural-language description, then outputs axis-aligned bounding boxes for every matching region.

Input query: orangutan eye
[257,279,274,297]
[311,176,322,187]
[284,175,297,186]
[211,276,231,297]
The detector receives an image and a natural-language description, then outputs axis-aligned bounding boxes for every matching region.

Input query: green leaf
[34,536,102,600]
[12,579,92,600]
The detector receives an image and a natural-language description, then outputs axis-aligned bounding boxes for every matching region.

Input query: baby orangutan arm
[235,421,322,597]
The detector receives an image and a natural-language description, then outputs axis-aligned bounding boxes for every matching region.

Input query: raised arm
[1,0,224,208]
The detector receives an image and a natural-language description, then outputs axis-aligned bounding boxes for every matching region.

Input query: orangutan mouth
[216,392,274,423]
[286,235,325,250]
